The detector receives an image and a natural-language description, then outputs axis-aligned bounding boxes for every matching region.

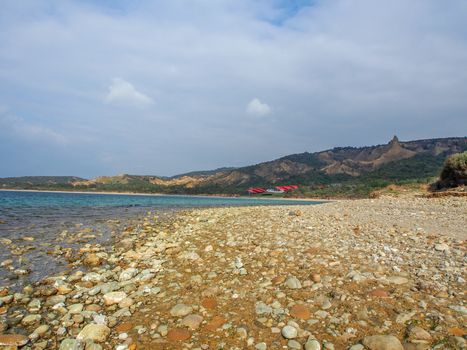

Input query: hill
[0,176,85,189]
[1,136,466,197]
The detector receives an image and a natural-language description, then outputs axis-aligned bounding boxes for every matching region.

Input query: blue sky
[1,0,466,178]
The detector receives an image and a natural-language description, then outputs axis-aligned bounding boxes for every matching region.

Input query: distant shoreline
[0,188,331,202]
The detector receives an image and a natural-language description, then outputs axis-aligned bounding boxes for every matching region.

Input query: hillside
[1,136,466,197]
[0,176,85,189]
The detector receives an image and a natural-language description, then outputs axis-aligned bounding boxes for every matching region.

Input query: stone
[369,289,389,298]
[167,328,191,341]
[255,302,272,315]
[116,322,133,333]
[285,276,302,289]
[157,325,168,336]
[272,276,286,285]
[170,304,193,317]
[449,305,467,315]
[119,268,138,281]
[45,295,66,306]
[83,253,101,266]
[21,314,41,325]
[348,345,364,350]
[402,343,430,350]
[118,298,134,308]
[76,324,110,343]
[362,335,404,350]
[395,311,416,324]
[237,326,248,339]
[281,325,298,339]
[68,303,84,314]
[447,327,466,336]
[181,315,203,330]
[205,316,226,331]
[311,274,321,283]
[201,297,217,309]
[434,243,449,251]
[59,338,84,350]
[103,292,127,306]
[86,342,103,350]
[386,276,409,285]
[305,340,321,350]
[32,325,49,336]
[407,326,431,341]
[82,273,103,283]
[57,284,73,295]
[290,304,311,319]
[288,339,302,349]
[255,342,267,350]
[0,334,29,346]
[180,251,201,261]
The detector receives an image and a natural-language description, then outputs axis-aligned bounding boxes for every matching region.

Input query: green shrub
[436,152,467,189]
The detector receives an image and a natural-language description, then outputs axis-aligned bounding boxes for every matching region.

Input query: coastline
[0,196,465,349]
[0,188,333,202]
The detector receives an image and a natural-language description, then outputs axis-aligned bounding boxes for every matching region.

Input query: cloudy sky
[1,0,466,178]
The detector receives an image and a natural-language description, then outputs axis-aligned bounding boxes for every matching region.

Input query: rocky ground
[0,197,466,350]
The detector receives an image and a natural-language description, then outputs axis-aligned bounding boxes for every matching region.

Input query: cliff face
[2,137,466,192]
[166,136,466,186]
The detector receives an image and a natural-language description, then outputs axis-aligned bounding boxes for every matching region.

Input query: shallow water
[0,190,322,288]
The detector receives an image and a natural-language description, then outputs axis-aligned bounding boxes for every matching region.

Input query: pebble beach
[1,196,466,350]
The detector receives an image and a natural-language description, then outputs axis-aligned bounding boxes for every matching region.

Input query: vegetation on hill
[1,137,466,198]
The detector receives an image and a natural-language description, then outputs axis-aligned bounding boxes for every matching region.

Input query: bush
[435,152,467,189]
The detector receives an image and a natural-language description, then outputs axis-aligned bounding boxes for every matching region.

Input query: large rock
[76,324,110,343]
[363,335,404,350]
[0,334,29,346]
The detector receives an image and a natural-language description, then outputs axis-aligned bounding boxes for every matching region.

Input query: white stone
[119,268,138,281]
[170,304,193,317]
[305,340,321,350]
[103,292,127,306]
[281,325,298,339]
[285,276,302,289]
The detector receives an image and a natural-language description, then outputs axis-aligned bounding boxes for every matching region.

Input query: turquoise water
[0,190,322,288]
[0,190,321,208]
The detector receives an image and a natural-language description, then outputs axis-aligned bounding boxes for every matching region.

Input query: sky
[1,0,466,178]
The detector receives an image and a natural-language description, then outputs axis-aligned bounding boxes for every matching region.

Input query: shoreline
[0,196,465,349]
[0,188,333,202]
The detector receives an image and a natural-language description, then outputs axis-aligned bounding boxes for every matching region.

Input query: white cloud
[104,78,153,107]
[0,113,67,145]
[246,98,272,117]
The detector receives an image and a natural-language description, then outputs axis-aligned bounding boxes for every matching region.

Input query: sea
[0,190,322,289]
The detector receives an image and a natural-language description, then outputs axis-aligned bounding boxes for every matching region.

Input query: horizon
[1,1,467,178]
[1,134,466,179]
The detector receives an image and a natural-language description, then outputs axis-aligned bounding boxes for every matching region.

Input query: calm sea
[0,190,322,288]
